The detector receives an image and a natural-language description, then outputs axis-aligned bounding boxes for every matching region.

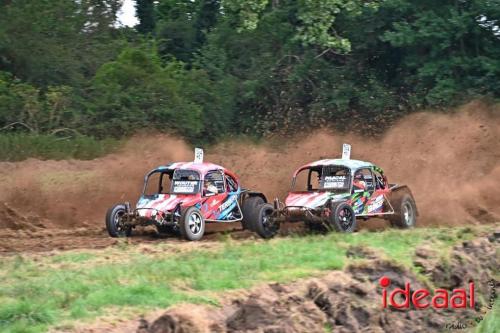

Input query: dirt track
[0,101,499,253]
[0,213,255,253]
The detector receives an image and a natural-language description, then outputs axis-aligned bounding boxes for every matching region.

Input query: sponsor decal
[367,195,384,213]
[323,175,348,189]
[219,196,236,212]
[172,181,197,193]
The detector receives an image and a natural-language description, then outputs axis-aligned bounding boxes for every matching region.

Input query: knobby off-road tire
[241,196,264,231]
[389,194,417,228]
[252,203,278,239]
[179,206,205,241]
[328,202,357,233]
[106,204,132,237]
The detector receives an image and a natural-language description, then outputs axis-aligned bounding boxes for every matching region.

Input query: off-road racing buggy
[250,144,418,238]
[105,149,267,241]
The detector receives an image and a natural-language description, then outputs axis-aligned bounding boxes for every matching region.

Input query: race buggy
[249,144,418,238]
[105,149,267,241]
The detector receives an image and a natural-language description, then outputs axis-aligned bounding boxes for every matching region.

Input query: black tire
[252,203,278,239]
[241,196,265,231]
[389,194,417,228]
[328,202,357,233]
[179,207,205,241]
[105,204,132,237]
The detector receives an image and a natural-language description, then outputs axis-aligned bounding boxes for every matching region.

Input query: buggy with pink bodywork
[105,149,267,241]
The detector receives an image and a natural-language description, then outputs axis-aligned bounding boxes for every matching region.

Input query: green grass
[476,301,500,333]
[0,133,122,161]
[0,226,494,333]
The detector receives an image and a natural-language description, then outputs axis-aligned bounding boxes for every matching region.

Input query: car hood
[136,194,200,218]
[285,192,349,209]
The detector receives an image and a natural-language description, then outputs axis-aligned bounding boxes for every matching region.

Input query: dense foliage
[0,0,499,145]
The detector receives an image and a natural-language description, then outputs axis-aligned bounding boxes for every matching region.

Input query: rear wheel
[252,203,278,239]
[389,194,416,228]
[328,202,357,233]
[105,204,132,237]
[241,196,264,231]
[179,207,205,241]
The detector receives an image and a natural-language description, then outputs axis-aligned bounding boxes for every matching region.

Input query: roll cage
[142,168,202,195]
[142,167,241,196]
[290,164,388,194]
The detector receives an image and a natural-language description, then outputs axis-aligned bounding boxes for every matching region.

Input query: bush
[0,133,122,161]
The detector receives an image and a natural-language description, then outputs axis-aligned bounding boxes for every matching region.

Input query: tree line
[1,0,499,144]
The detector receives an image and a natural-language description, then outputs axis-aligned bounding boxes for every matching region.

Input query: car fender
[241,190,268,203]
[388,184,419,216]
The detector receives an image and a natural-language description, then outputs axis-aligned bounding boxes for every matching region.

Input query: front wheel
[328,202,357,233]
[252,203,278,239]
[105,204,132,237]
[179,207,205,241]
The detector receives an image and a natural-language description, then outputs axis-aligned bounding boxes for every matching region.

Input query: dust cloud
[0,101,498,229]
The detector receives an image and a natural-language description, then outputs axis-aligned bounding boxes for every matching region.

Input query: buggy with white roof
[249,144,418,238]
[105,149,268,241]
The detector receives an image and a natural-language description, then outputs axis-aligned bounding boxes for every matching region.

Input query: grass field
[0,226,497,333]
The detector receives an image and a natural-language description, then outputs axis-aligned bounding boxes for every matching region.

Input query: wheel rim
[114,209,126,234]
[188,211,203,235]
[261,207,276,232]
[402,202,414,226]
[338,207,353,230]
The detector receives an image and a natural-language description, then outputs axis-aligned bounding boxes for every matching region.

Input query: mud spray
[0,101,499,231]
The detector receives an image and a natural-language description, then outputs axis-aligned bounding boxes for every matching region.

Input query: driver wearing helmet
[353,171,366,191]
[204,179,218,195]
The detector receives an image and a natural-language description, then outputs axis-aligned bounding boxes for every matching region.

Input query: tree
[194,0,220,45]
[89,47,203,138]
[0,0,124,86]
[381,0,500,105]
[154,0,220,64]
[136,0,156,34]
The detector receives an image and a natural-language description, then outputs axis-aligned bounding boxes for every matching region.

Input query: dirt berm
[137,233,498,333]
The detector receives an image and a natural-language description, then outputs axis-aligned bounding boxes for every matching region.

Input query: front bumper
[122,208,177,227]
[275,206,326,223]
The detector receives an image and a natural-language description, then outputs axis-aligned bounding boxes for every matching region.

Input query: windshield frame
[142,168,202,195]
[290,165,353,193]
